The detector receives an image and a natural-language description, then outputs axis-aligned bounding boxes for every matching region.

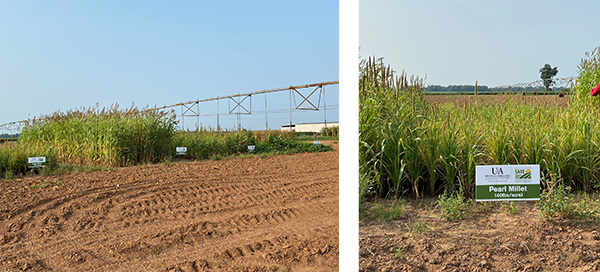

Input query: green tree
[539,64,558,92]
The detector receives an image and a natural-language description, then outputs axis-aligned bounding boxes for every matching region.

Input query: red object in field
[591,82,600,96]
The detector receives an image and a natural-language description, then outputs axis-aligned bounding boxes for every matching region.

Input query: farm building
[280,122,339,132]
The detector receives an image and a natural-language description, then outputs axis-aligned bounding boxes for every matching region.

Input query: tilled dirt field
[360,199,600,272]
[0,143,338,272]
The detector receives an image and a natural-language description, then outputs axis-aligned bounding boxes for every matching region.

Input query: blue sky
[0,0,339,130]
[360,0,600,87]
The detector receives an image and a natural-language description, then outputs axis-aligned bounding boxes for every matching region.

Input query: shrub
[436,192,472,221]
[538,176,576,220]
[320,126,339,137]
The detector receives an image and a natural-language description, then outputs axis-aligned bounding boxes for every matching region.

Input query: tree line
[425,84,568,94]
[424,63,565,94]
[0,133,19,139]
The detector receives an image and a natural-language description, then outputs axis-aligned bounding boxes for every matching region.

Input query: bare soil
[360,198,600,272]
[425,95,569,107]
[0,143,338,272]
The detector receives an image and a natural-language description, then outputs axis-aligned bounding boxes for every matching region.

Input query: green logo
[515,168,532,180]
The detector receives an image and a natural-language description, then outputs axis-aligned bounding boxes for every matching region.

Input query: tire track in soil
[116,176,333,224]
[0,148,338,271]
[2,174,333,247]
[160,222,339,272]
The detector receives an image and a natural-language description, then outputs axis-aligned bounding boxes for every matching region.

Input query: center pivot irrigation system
[0,81,339,137]
[149,81,339,131]
[492,76,578,93]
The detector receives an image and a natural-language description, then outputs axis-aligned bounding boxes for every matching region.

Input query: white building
[280,122,339,132]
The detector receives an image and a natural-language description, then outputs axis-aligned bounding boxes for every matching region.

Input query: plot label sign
[475,165,540,201]
[28,157,46,168]
[176,147,187,155]
[248,145,255,152]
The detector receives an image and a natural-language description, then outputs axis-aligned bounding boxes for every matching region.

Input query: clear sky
[0,0,339,130]
[360,0,600,87]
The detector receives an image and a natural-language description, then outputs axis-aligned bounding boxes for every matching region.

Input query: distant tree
[539,64,558,92]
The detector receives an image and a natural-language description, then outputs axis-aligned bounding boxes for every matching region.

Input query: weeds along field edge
[361,185,600,223]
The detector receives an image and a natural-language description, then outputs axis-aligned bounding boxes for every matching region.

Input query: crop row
[0,105,332,178]
[359,47,600,201]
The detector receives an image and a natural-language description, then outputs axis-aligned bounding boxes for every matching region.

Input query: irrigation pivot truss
[491,76,578,93]
[0,120,25,139]
[149,81,339,130]
[0,81,339,136]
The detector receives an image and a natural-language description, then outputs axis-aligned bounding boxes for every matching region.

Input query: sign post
[475,165,540,201]
[248,145,255,152]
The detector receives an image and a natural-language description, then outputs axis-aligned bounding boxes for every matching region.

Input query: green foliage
[18,104,176,167]
[572,46,600,107]
[0,145,57,178]
[393,246,405,262]
[252,130,295,142]
[436,192,472,221]
[538,176,576,220]
[538,175,600,222]
[173,130,254,160]
[31,180,48,189]
[320,126,339,137]
[539,64,559,92]
[423,120,441,196]
[254,133,333,154]
[173,130,331,161]
[459,131,482,198]
[371,200,406,222]
[1,106,333,179]
[359,56,427,198]
[438,128,461,193]
[0,134,19,141]
[359,49,600,201]
[380,121,407,198]
[500,201,518,215]
[574,193,600,223]
[405,221,431,236]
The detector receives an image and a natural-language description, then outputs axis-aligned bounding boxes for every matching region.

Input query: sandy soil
[425,95,569,108]
[360,198,600,272]
[0,143,338,272]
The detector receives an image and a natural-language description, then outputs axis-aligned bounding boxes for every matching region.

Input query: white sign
[248,145,255,152]
[475,165,540,201]
[28,157,47,168]
[176,147,187,155]
[313,141,321,145]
